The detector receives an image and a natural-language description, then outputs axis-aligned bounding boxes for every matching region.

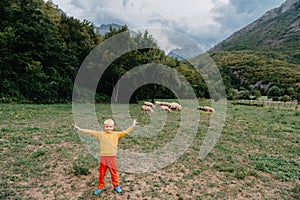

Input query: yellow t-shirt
[80,127,134,156]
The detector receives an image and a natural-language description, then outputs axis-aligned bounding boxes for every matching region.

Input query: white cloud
[51,0,285,50]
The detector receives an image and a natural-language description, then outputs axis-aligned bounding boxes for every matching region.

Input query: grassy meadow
[0,101,299,200]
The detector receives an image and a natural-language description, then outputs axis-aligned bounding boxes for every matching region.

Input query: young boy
[74,118,137,195]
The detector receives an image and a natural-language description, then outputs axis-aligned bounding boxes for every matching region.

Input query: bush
[280,95,291,102]
[267,85,281,100]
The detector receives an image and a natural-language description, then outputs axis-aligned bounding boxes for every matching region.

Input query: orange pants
[97,156,119,189]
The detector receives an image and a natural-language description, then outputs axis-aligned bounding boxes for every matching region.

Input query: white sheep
[160,105,172,112]
[169,102,182,111]
[197,106,215,113]
[155,101,161,106]
[144,101,155,108]
[141,105,153,113]
[156,101,171,108]
[204,106,215,113]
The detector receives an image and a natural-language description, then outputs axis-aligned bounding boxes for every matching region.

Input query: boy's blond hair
[103,118,114,126]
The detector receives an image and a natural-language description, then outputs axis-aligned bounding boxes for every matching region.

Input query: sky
[51,0,286,51]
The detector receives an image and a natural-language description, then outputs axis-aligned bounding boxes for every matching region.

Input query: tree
[237,90,250,100]
[287,87,296,100]
[226,88,237,100]
[280,95,290,102]
[0,0,102,103]
[267,85,281,101]
[251,89,262,100]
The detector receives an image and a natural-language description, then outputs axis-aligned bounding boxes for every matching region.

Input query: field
[0,101,299,200]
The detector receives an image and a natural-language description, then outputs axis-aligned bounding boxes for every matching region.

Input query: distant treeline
[0,0,209,103]
[210,51,300,103]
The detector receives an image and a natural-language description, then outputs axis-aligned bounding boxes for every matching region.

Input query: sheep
[197,106,205,112]
[169,102,182,111]
[197,106,215,113]
[160,105,172,112]
[141,105,153,113]
[155,101,171,108]
[144,101,155,108]
[203,106,215,113]
[155,101,162,106]
[154,101,182,111]
[161,102,171,108]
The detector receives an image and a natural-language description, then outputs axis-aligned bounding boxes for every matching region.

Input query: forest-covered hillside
[210,0,300,100]
[1,0,300,103]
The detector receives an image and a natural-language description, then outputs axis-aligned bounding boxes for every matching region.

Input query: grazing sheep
[197,106,215,113]
[144,101,155,108]
[155,101,171,108]
[160,105,172,112]
[204,106,215,113]
[170,102,182,111]
[155,101,161,106]
[161,102,171,108]
[141,105,153,113]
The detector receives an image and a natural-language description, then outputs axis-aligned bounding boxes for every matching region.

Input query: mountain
[212,0,300,64]
[95,23,139,38]
[96,23,123,35]
[168,50,185,61]
[168,44,203,61]
[209,0,300,97]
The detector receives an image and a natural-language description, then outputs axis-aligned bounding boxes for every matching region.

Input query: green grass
[0,101,299,199]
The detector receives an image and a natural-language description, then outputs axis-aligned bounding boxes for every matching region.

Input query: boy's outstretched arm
[73,125,83,132]
[117,119,138,138]
[73,125,99,137]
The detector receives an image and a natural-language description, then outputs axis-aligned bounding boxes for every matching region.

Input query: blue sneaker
[94,189,102,195]
[114,186,122,193]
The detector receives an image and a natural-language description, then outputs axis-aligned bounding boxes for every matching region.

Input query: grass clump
[250,154,300,181]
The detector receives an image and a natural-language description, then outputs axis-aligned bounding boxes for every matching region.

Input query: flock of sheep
[141,101,182,113]
[141,101,215,113]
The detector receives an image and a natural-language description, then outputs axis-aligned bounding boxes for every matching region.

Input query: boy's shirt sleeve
[80,129,100,137]
[117,126,134,138]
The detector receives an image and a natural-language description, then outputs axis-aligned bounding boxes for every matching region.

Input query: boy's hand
[73,125,82,132]
[132,119,137,127]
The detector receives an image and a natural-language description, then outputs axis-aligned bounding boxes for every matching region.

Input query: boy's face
[103,124,114,132]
